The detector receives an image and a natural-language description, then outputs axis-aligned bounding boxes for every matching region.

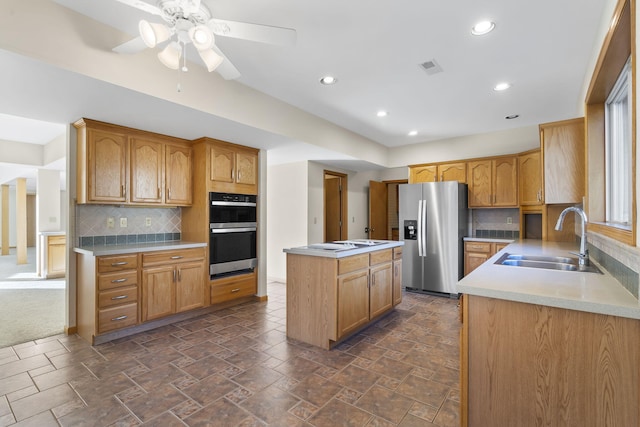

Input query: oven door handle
[210,227,257,233]
[210,201,256,207]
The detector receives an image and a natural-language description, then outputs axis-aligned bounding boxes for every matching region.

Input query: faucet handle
[569,250,590,265]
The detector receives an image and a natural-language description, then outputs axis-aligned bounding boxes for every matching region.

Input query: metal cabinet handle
[111,295,128,300]
[173,270,176,282]
[111,315,127,321]
[111,278,127,283]
[170,256,183,260]
[111,262,128,266]
[231,288,240,293]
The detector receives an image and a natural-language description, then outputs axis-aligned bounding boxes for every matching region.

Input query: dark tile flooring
[0,282,461,426]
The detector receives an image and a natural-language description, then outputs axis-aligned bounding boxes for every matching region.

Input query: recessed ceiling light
[377,111,388,117]
[505,114,520,120]
[408,130,418,136]
[494,82,512,91]
[471,21,495,36]
[320,76,337,85]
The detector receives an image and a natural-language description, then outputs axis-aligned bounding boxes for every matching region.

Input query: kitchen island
[284,240,403,349]
[458,240,640,426]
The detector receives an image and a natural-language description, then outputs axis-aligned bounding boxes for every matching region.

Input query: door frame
[324,170,348,241]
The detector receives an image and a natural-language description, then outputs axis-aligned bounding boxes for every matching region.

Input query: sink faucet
[554,206,589,266]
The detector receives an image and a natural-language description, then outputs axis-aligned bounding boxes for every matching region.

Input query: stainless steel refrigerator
[399,182,468,296]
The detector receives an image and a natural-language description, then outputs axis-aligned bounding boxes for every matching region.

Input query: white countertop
[458,240,640,319]
[40,231,66,236]
[74,241,206,256]
[284,240,404,258]
[463,237,514,243]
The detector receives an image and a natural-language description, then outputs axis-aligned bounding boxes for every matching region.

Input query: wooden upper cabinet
[85,128,128,203]
[519,150,543,205]
[540,118,585,204]
[130,137,163,204]
[468,157,518,208]
[236,151,257,186]
[493,156,518,207]
[210,145,235,183]
[467,160,492,207]
[165,144,192,205]
[438,162,467,183]
[409,165,437,183]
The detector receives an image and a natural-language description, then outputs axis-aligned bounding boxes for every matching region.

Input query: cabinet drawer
[211,276,256,304]
[98,270,138,291]
[48,235,66,245]
[464,242,493,253]
[370,249,392,265]
[97,303,138,333]
[338,254,369,275]
[98,254,138,273]
[98,286,138,309]
[142,248,205,267]
[393,247,403,260]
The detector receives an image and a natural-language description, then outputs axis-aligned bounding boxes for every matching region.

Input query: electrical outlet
[120,217,127,228]
[107,217,115,228]
[506,217,513,224]
[145,217,152,227]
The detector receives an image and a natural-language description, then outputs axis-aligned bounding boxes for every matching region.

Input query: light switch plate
[120,217,127,228]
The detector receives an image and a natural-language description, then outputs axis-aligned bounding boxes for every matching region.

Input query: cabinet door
[47,239,66,277]
[438,162,467,183]
[176,261,206,313]
[518,151,542,205]
[392,259,402,306]
[142,266,176,321]
[210,145,235,183]
[130,137,163,204]
[493,157,518,207]
[464,252,491,276]
[542,118,585,204]
[370,263,393,318]
[165,144,192,205]
[337,270,370,339]
[87,129,128,203]
[235,151,257,186]
[409,165,437,183]
[467,160,492,207]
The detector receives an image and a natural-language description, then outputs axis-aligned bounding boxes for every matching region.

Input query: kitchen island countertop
[458,239,640,319]
[283,239,403,259]
[74,241,206,257]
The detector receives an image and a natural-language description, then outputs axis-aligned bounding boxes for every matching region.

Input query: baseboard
[255,295,268,302]
[65,326,78,335]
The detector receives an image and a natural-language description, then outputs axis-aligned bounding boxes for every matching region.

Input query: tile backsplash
[76,205,181,246]
[472,208,520,238]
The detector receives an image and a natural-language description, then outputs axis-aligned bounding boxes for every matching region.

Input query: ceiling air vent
[420,59,443,76]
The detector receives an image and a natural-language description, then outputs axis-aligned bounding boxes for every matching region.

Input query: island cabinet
[460,295,640,426]
[392,247,403,305]
[287,247,397,350]
[141,248,206,321]
[74,118,193,206]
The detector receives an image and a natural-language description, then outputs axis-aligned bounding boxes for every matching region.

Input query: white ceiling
[0,0,612,188]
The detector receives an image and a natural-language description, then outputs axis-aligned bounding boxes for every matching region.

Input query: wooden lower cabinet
[210,271,257,304]
[464,241,510,276]
[461,295,640,426]
[141,248,206,322]
[287,247,400,349]
[45,234,66,278]
[392,247,403,306]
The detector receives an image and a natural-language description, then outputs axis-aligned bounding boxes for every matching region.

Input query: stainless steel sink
[495,253,602,274]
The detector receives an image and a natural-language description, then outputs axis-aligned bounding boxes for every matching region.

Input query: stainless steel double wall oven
[209,192,257,277]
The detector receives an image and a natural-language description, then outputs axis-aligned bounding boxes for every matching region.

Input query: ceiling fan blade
[210,44,241,80]
[112,36,147,54]
[112,0,163,17]
[209,19,297,46]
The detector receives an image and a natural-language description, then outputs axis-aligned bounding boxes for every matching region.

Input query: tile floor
[0,282,461,426]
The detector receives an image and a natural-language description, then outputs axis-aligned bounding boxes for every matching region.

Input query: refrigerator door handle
[421,199,427,258]
[417,200,423,257]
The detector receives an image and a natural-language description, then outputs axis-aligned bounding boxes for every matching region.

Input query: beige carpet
[0,247,66,348]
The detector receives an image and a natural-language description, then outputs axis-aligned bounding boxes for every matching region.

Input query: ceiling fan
[112,0,297,80]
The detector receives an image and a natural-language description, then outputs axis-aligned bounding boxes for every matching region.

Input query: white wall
[266,161,309,282]
[37,169,61,232]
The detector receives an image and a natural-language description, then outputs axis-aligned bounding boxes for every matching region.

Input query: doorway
[324,171,348,242]
[369,180,408,240]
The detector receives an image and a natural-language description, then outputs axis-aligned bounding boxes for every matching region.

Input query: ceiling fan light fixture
[198,48,224,72]
[189,25,215,50]
[139,19,170,48]
[157,41,182,70]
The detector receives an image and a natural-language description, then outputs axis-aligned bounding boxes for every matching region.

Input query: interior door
[324,175,342,242]
[368,181,387,240]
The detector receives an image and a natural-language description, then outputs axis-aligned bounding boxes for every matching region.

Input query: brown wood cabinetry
[211,271,257,304]
[540,117,585,204]
[77,253,140,343]
[392,247,403,306]
[464,241,510,276]
[468,157,518,208]
[207,139,258,194]
[45,235,66,278]
[461,295,640,426]
[286,246,400,349]
[409,162,466,184]
[141,248,206,322]
[409,164,437,183]
[75,118,193,207]
[518,149,543,205]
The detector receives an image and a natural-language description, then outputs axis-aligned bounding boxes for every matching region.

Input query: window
[604,57,632,227]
